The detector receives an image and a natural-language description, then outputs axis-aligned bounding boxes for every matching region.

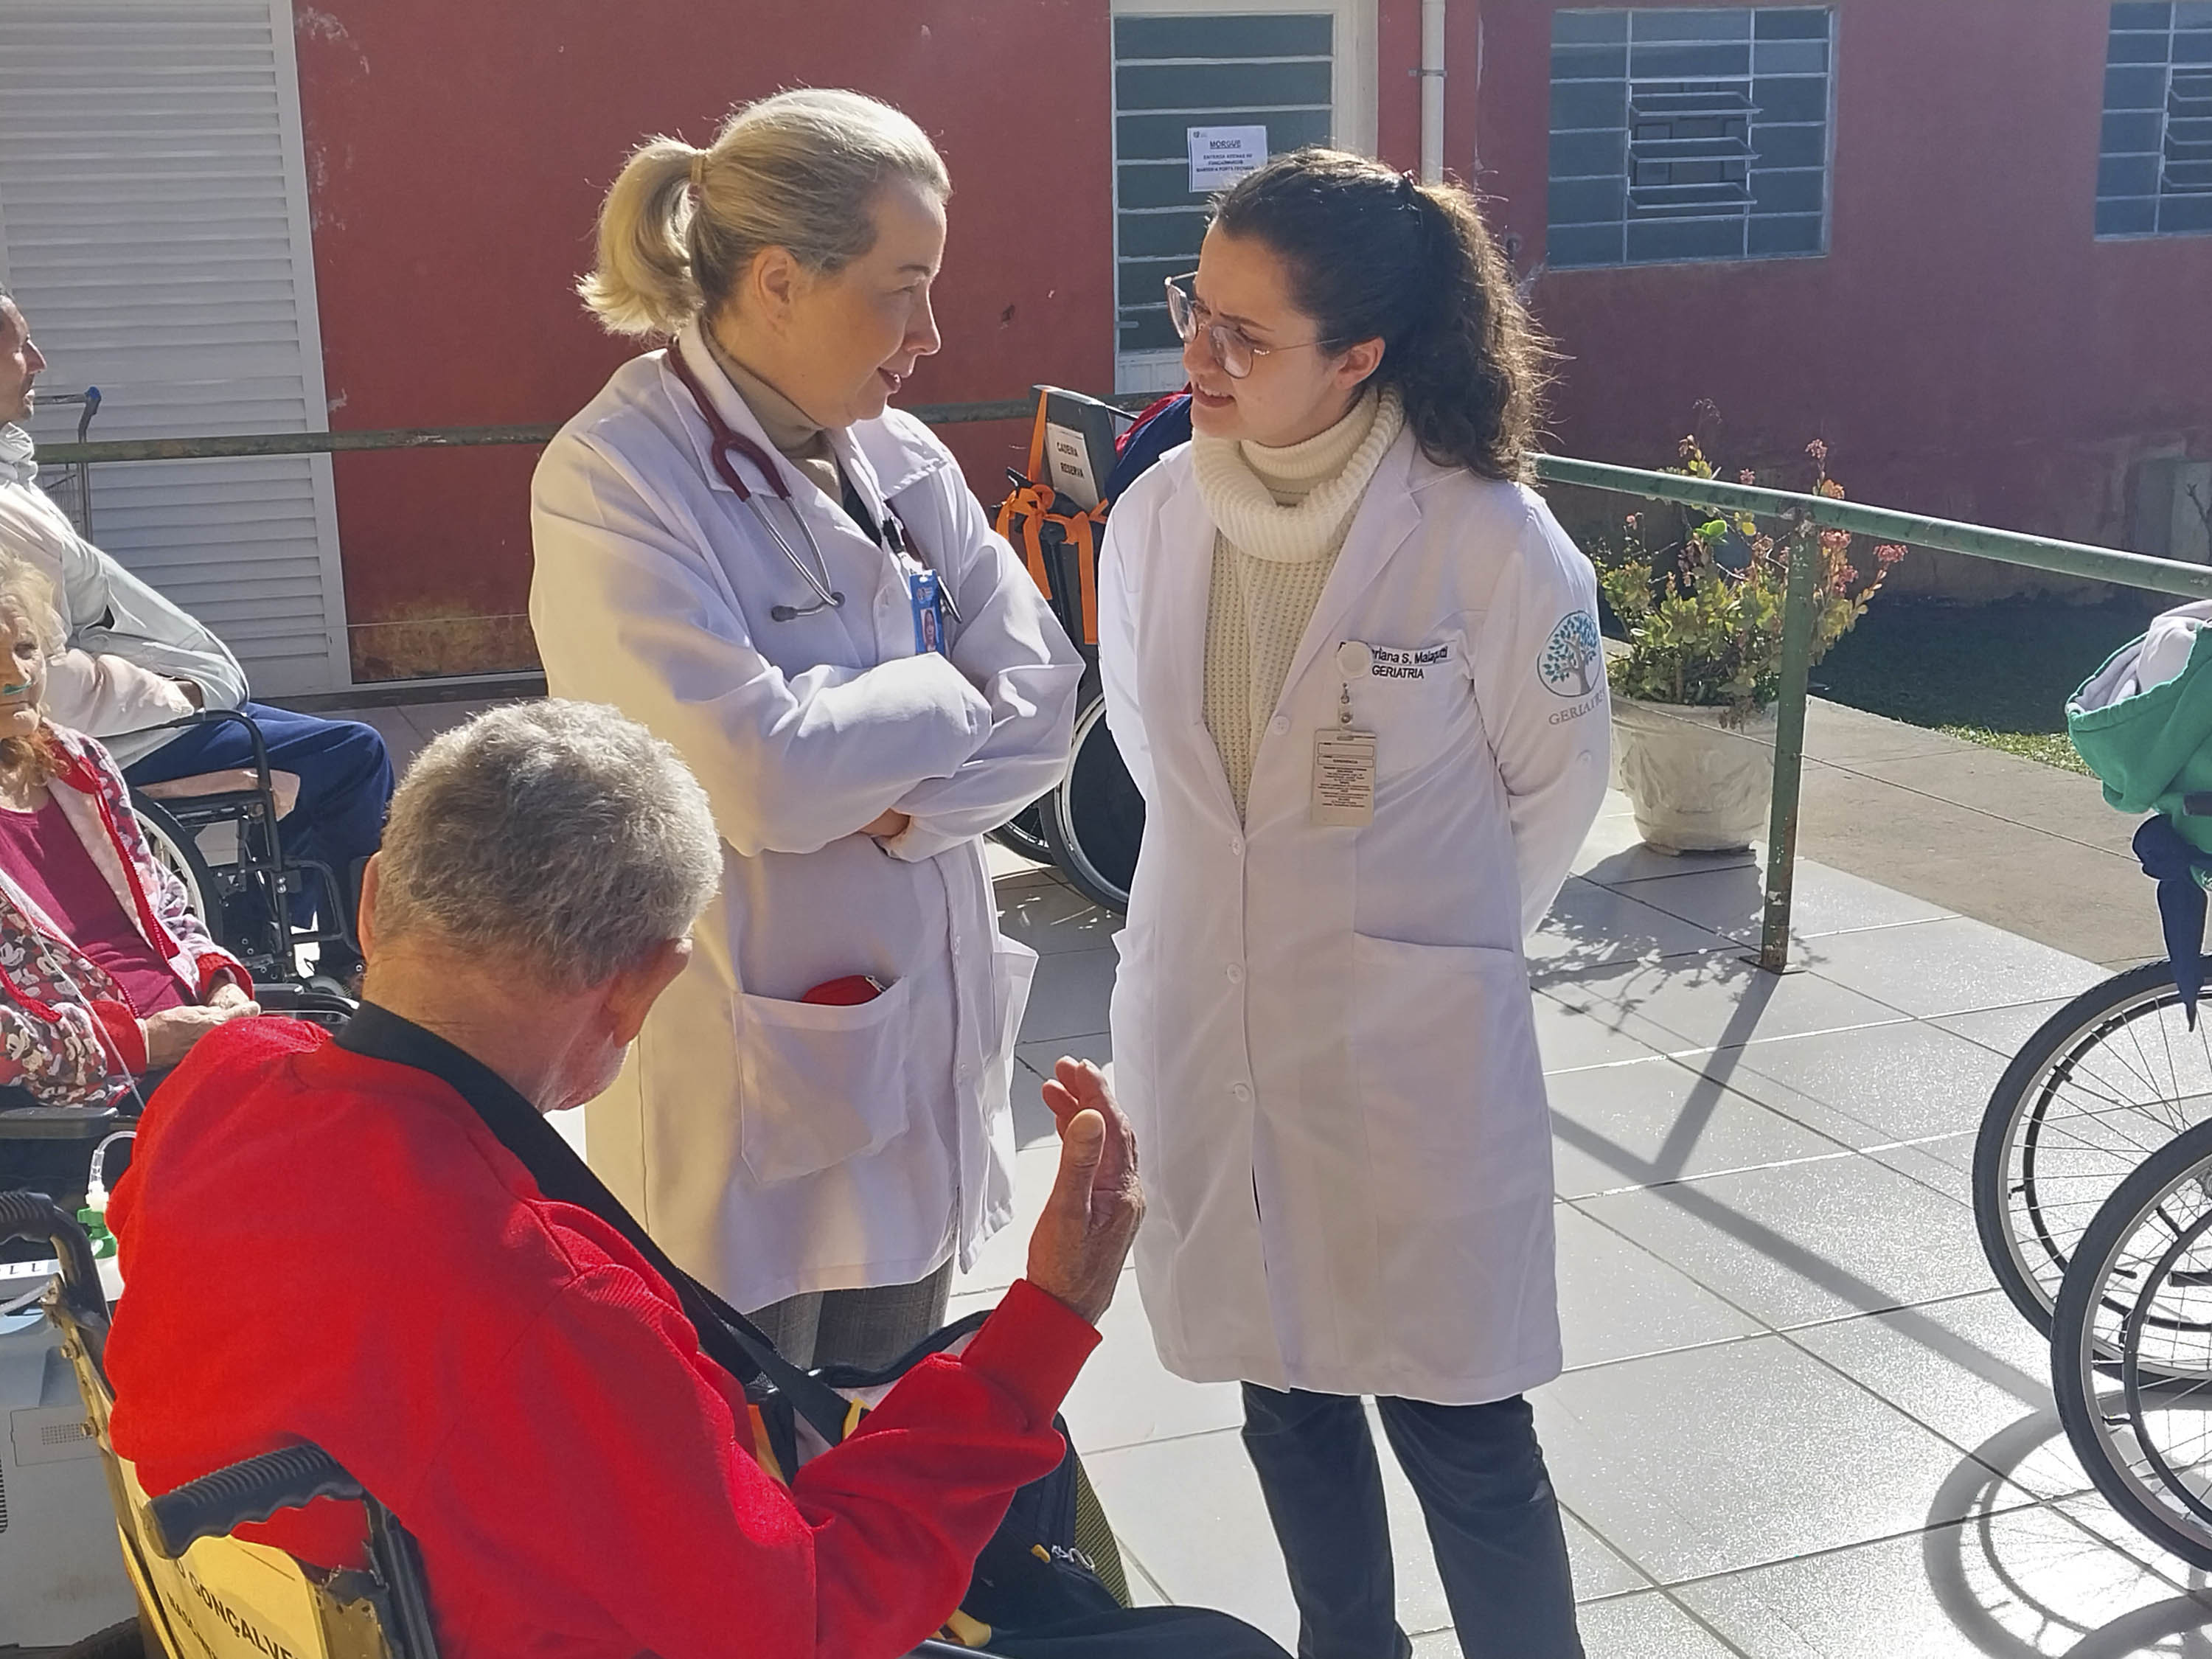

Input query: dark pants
[124,702,392,957]
[1240,1385,1582,1659]
[925,1607,1287,1658]
[747,1261,955,1370]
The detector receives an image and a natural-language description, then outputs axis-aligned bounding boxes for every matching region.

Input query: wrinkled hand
[1026,1058,1144,1325]
[141,996,260,1068]
[861,809,911,839]
[204,978,254,1013]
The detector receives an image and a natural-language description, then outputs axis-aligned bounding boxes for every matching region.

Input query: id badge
[908,566,946,655]
[1312,729,1377,827]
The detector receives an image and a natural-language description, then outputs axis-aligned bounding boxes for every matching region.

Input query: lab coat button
[1225,963,1243,984]
[1270,715,1290,735]
[1231,1082,1252,1102]
[1228,835,1244,856]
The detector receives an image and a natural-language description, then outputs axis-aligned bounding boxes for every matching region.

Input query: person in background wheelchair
[0,288,391,981]
[101,700,1285,1659]
[0,551,258,1220]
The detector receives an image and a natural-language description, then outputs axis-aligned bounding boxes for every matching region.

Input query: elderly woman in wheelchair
[80,699,1286,1659]
[0,554,262,1188]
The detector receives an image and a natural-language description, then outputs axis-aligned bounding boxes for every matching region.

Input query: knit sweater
[1194,386,1405,815]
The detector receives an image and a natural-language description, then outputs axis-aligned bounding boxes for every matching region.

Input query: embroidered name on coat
[1370,644,1451,680]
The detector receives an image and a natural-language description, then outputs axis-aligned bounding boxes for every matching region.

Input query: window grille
[1548,7,1833,269]
[2098,2,2212,236]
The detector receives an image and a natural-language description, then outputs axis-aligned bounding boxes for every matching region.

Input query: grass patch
[1810,595,2159,775]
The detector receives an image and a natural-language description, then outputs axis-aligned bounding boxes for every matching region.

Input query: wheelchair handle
[146,1441,365,1559]
[0,1190,106,1324]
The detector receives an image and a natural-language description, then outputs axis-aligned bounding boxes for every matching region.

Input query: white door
[1110,0,1378,394]
[0,0,349,697]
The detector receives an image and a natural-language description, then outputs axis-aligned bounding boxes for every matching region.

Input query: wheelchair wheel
[1972,959,2212,1355]
[2052,1113,2212,1570]
[129,791,222,943]
[987,802,1054,866]
[1039,687,1143,914]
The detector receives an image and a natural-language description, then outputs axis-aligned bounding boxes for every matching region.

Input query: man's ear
[355,854,384,960]
[603,936,692,1046]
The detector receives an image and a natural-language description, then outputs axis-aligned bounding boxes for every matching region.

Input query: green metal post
[1758,526,1821,973]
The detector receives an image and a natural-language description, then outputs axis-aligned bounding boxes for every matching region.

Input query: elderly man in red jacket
[102,700,1284,1659]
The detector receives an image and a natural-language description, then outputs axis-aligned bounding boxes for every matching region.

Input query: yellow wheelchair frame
[6,1193,436,1659]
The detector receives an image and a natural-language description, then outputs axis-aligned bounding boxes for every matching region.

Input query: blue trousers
[1240,1385,1583,1659]
[122,702,392,949]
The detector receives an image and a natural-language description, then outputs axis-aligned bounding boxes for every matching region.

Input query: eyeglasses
[1164,274,1337,380]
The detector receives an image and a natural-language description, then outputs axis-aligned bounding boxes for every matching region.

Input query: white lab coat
[529,319,1083,1311]
[1099,431,1610,1404]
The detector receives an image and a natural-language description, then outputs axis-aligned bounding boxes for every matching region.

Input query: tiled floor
[966,794,2212,1657]
[244,698,2212,1653]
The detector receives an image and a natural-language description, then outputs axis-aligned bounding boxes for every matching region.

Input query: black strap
[334,1006,854,1442]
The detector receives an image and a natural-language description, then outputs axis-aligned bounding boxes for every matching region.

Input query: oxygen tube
[80,1128,135,1259]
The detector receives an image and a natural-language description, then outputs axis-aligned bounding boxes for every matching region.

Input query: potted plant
[1590,437,1905,853]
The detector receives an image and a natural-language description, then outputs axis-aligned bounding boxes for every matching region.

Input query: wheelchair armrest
[253,984,358,1019]
[145,1442,366,1560]
[0,1190,105,1320]
[0,1102,122,1139]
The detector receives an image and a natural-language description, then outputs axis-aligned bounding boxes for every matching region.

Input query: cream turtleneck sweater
[1193,386,1405,815]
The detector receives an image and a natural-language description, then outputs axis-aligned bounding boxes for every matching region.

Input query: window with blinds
[1548,7,1834,270]
[0,0,349,695]
[2099,2,2212,237]
[1111,10,1335,393]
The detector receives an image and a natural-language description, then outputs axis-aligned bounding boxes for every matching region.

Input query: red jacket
[104,1013,1098,1659]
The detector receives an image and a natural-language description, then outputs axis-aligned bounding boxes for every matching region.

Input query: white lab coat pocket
[1357,639,1465,777]
[1347,933,1545,1185]
[1349,932,1553,1382]
[735,973,917,1183]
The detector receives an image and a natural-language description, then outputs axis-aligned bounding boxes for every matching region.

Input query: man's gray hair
[375,700,721,990]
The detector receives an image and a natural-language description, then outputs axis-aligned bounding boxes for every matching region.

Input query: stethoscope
[664,339,959,626]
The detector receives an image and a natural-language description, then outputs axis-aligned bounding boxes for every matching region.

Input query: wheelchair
[1,1192,439,1659]
[127,708,361,990]
[992,388,1147,913]
[0,1196,1123,1659]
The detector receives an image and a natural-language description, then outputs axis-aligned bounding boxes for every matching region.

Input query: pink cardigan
[0,723,246,1104]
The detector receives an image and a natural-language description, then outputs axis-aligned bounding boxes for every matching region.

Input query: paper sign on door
[1187,125,1270,192]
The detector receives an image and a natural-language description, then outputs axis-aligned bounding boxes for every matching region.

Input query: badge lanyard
[1313,641,1378,828]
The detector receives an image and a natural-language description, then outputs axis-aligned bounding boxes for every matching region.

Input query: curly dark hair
[1212,148,1549,482]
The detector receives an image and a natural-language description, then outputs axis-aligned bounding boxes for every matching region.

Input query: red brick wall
[296,0,1117,679]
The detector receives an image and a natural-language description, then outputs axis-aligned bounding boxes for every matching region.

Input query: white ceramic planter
[1611,697,1778,854]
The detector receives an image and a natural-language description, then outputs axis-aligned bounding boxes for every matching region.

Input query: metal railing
[1533,456,2211,973]
[38,406,2202,974]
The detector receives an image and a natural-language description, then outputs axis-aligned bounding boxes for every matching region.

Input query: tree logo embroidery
[1539,611,1602,698]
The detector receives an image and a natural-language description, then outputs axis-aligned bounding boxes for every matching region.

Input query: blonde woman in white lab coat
[1099,150,1608,1659]
[531,90,1082,1368]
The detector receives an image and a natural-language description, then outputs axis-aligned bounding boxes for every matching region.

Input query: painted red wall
[1472,0,2212,594]
[295,0,1116,680]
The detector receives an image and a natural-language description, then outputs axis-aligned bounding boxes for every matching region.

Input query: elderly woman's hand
[142,995,260,1069]
[204,977,254,1014]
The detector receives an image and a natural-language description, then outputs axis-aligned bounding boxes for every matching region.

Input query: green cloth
[2070,624,2212,858]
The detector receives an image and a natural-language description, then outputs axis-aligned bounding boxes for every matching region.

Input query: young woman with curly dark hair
[1097,150,1610,1659]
